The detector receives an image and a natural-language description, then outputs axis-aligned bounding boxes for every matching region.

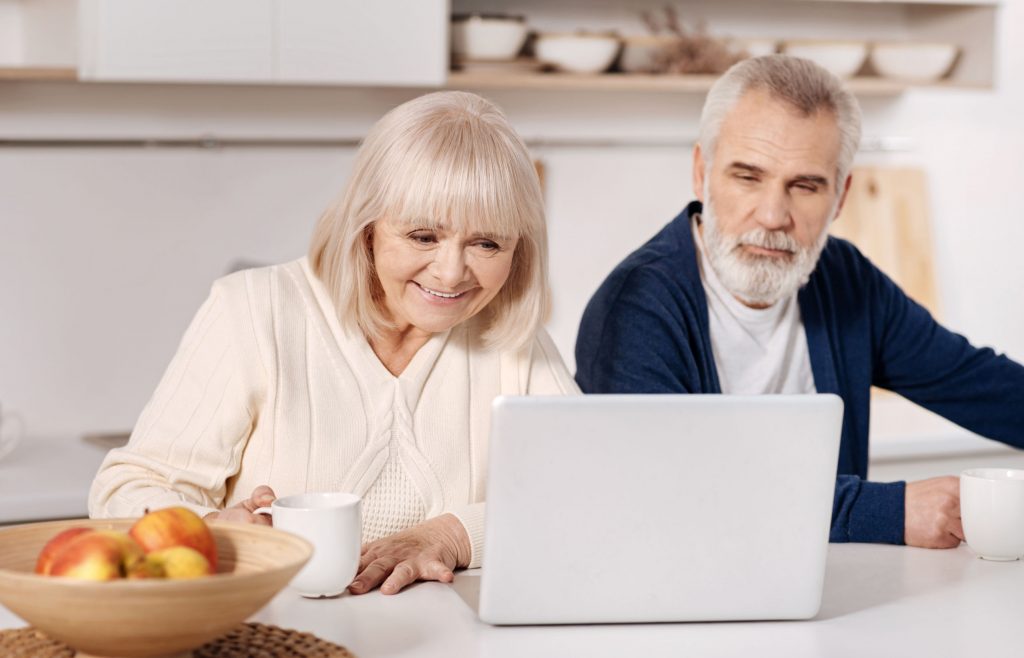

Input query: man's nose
[753,186,792,231]
[430,243,467,288]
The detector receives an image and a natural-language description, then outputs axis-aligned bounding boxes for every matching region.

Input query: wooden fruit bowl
[0,518,312,657]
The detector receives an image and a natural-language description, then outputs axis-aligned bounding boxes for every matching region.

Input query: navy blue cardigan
[575,201,1024,544]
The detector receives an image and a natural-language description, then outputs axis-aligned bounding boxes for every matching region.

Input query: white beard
[701,189,834,307]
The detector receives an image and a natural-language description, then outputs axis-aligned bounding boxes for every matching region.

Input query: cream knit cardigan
[88,258,578,567]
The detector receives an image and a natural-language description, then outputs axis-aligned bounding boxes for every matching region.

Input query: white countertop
[7,544,1006,658]
[0,436,110,524]
[0,396,1016,529]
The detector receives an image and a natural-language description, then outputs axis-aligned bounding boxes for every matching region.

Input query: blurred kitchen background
[2,0,1023,519]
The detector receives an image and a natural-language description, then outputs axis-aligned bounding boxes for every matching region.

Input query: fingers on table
[380,559,454,595]
[359,544,382,572]
[350,556,399,594]
[350,556,454,595]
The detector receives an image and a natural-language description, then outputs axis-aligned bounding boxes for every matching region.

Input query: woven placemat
[0,623,356,658]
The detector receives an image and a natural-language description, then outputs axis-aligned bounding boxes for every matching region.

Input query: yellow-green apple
[48,531,146,581]
[34,527,92,575]
[139,546,213,579]
[129,507,218,571]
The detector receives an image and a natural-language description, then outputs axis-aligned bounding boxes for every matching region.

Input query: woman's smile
[413,281,475,305]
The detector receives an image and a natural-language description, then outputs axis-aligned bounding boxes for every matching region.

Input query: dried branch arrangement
[642,6,746,74]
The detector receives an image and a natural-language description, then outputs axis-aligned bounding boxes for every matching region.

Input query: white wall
[2,2,1023,441]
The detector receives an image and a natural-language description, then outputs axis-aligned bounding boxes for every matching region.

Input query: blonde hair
[309,91,549,351]
[699,55,862,186]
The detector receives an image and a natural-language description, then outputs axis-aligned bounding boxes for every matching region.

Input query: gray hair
[698,54,862,186]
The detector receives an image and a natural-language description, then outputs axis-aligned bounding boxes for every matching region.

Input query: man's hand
[348,513,471,596]
[904,476,963,548]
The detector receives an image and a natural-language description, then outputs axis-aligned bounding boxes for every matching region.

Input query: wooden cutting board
[831,166,940,317]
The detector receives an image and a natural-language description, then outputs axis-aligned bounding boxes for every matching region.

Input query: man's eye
[736,174,758,182]
[794,183,819,192]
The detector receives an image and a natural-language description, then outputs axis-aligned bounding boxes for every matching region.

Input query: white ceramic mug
[255,492,362,597]
[960,468,1024,561]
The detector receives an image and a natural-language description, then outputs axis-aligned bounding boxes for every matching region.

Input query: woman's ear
[364,224,375,256]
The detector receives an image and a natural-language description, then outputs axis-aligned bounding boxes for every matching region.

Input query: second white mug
[256,492,362,597]
[960,468,1024,561]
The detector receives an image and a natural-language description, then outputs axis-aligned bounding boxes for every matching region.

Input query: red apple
[48,531,145,581]
[129,507,218,571]
[35,527,92,575]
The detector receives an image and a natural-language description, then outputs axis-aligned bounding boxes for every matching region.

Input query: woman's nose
[430,244,467,288]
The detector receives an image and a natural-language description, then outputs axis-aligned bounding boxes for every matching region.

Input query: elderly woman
[88,91,578,595]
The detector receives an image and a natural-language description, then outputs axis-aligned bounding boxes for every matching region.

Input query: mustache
[732,228,800,254]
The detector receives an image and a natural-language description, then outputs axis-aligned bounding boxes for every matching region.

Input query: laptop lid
[478,394,843,625]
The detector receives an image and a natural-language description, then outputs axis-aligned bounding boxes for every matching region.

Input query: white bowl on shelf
[451,14,528,61]
[781,40,868,78]
[619,35,677,73]
[870,42,959,83]
[535,33,621,74]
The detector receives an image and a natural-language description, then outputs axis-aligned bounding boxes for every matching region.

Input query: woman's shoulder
[209,257,317,306]
[206,257,329,331]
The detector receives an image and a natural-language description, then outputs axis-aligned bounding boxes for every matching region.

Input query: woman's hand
[348,513,471,595]
[204,485,277,526]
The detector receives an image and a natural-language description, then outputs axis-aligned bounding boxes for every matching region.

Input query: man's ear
[693,144,707,202]
[833,173,853,222]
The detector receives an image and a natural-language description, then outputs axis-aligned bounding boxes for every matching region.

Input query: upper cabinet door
[79,0,274,82]
[274,0,448,86]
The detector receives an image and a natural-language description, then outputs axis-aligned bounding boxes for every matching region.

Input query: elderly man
[575,55,1024,548]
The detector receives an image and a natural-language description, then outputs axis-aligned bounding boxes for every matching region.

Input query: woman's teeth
[420,285,464,299]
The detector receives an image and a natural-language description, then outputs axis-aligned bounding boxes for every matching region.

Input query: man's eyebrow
[726,162,766,175]
[791,174,831,188]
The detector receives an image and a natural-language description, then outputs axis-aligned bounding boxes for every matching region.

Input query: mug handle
[253,506,273,516]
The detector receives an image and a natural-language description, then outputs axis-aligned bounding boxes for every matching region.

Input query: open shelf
[448,71,944,96]
[0,67,77,81]
[0,66,982,97]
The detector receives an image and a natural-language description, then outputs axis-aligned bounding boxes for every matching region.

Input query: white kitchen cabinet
[0,0,76,72]
[275,0,448,86]
[77,0,448,86]
[78,0,275,82]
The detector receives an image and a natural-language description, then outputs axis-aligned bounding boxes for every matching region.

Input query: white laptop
[478,394,843,625]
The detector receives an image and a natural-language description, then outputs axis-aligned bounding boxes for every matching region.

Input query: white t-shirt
[693,219,816,395]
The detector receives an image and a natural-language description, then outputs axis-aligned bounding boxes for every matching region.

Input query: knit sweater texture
[576,202,1024,544]
[89,258,578,567]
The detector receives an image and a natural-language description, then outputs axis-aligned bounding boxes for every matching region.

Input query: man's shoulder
[593,204,703,304]
[812,236,885,289]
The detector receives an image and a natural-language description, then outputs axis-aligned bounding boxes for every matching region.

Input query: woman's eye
[408,232,436,245]
[476,240,500,251]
